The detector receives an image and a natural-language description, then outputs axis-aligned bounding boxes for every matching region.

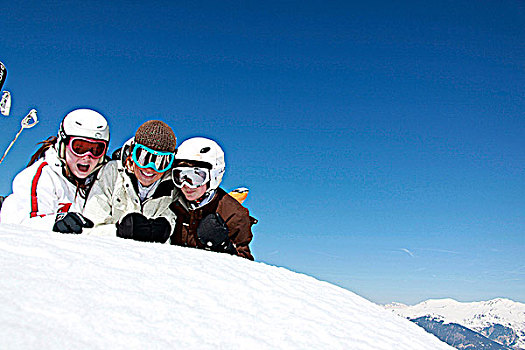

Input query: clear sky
[0,0,523,305]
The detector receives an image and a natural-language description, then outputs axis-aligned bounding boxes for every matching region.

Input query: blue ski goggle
[131,143,175,173]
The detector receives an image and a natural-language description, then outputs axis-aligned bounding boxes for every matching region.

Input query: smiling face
[131,163,164,187]
[64,146,100,179]
[181,183,208,202]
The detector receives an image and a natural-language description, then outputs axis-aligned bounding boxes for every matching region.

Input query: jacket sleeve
[82,163,119,236]
[0,162,60,230]
[219,196,254,260]
[158,189,181,244]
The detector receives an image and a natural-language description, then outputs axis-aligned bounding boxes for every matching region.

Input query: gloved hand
[116,213,171,243]
[150,217,172,243]
[197,213,236,255]
[53,212,94,234]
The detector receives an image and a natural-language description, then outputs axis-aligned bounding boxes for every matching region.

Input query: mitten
[149,217,171,243]
[116,212,151,240]
[53,212,94,234]
[116,213,171,243]
[197,213,236,254]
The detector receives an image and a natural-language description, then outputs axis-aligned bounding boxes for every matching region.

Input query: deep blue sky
[1,0,523,305]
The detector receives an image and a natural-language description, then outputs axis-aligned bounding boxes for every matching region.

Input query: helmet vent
[200,147,210,153]
[75,121,82,126]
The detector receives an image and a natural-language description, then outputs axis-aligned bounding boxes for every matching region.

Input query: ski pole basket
[0,109,39,165]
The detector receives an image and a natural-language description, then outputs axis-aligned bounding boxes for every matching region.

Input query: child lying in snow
[168,137,255,260]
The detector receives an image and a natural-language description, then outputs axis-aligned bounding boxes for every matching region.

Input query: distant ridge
[412,316,513,350]
[384,298,525,350]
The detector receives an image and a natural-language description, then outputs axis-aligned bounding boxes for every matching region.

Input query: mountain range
[384,298,525,350]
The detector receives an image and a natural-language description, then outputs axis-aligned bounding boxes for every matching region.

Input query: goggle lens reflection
[172,167,210,188]
[68,137,107,159]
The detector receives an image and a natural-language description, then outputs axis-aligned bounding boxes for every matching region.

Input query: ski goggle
[67,137,107,159]
[132,143,175,173]
[172,167,210,188]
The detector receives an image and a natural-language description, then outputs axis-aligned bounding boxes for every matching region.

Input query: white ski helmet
[175,137,225,191]
[57,108,110,160]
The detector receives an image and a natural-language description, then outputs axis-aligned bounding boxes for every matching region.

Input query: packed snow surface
[0,224,453,349]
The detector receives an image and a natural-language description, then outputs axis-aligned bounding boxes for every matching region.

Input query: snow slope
[385,298,525,349]
[0,223,453,350]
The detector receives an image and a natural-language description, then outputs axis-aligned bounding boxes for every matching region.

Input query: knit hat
[134,120,176,152]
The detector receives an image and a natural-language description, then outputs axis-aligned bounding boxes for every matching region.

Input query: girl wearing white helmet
[169,137,254,260]
[0,109,110,233]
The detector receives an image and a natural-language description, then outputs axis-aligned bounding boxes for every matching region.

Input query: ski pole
[0,91,11,116]
[0,109,39,165]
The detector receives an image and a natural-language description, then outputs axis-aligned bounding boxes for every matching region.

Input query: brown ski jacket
[169,188,254,260]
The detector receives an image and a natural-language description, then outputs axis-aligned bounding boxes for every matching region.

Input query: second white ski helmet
[175,137,225,191]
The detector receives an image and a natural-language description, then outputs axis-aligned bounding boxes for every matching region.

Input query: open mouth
[77,164,90,172]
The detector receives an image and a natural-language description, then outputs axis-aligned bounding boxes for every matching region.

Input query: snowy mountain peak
[486,298,518,307]
[415,298,462,310]
[384,301,408,309]
[384,297,525,350]
[421,297,461,304]
[0,223,453,349]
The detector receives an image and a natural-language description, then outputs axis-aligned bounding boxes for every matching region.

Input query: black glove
[149,217,172,243]
[197,213,236,255]
[53,212,94,234]
[116,213,170,243]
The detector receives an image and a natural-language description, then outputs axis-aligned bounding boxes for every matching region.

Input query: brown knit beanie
[134,120,176,152]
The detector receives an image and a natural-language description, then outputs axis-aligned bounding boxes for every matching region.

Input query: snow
[0,223,453,350]
[384,298,525,349]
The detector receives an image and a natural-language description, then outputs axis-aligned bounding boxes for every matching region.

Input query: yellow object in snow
[229,187,249,204]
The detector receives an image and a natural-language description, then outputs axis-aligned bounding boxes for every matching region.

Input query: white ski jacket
[82,160,179,238]
[0,147,94,230]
